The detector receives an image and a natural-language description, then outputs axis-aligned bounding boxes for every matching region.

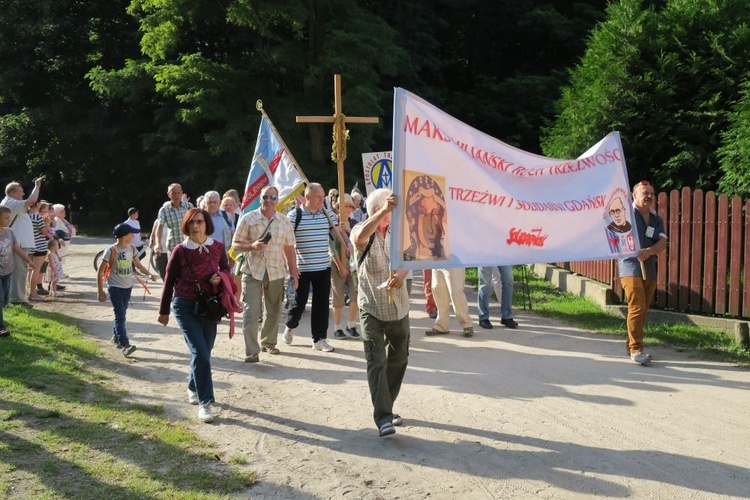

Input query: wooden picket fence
[556,188,750,319]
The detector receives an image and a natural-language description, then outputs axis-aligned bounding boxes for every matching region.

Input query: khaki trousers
[620,276,657,353]
[432,268,472,332]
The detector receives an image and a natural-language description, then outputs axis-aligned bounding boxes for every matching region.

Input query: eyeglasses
[609,209,623,216]
[262,194,277,201]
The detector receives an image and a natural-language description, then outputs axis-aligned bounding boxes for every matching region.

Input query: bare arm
[283,244,299,284]
[638,235,668,261]
[12,243,34,268]
[96,251,108,302]
[23,178,42,207]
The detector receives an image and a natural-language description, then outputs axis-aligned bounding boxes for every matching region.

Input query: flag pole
[256,100,309,184]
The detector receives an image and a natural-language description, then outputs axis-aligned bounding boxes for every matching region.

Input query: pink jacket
[218,270,243,338]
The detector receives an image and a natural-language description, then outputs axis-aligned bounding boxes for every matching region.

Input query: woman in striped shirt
[27,201,52,300]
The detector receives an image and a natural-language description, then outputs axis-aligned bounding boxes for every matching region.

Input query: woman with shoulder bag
[158,208,230,423]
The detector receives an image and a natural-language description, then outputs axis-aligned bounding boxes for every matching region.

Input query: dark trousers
[286,267,331,341]
[155,253,168,279]
[360,311,410,427]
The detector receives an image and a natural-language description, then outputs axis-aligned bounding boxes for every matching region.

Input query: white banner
[361,151,393,195]
[390,88,639,270]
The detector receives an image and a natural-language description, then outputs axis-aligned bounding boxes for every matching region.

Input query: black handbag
[182,246,227,322]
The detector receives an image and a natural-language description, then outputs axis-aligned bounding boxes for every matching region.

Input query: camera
[261,232,272,244]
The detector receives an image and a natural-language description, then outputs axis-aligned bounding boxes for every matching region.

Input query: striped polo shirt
[288,206,338,272]
[30,213,47,253]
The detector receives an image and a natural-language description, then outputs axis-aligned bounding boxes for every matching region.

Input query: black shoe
[500,318,519,329]
[345,326,361,339]
[56,285,67,291]
[10,302,33,309]
[333,329,348,340]
[428,311,437,319]
[479,319,493,329]
[36,285,49,296]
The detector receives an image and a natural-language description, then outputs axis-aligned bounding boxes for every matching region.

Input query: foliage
[542,0,750,192]
[717,75,750,198]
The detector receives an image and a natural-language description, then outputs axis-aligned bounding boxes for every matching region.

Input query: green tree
[717,75,750,198]
[0,0,143,218]
[542,0,750,191]
[92,0,408,193]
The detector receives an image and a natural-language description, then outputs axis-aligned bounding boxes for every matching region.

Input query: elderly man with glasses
[618,181,668,365]
[232,185,299,362]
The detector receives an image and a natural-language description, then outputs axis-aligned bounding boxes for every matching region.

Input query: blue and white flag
[241,115,306,215]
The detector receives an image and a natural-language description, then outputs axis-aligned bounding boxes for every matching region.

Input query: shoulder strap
[294,207,302,233]
[220,210,231,228]
[357,233,377,268]
[10,214,19,227]
[102,245,117,280]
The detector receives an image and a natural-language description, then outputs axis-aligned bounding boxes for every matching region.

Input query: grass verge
[465,267,750,365]
[0,306,256,499]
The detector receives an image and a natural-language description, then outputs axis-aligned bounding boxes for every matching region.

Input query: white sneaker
[198,404,214,423]
[313,339,334,352]
[283,327,294,345]
[631,351,651,365]
[187,388,199,405]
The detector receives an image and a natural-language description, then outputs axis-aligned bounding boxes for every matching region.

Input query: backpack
[102,245,151,294]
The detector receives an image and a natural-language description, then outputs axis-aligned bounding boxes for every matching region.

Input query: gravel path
[33,236,750,499]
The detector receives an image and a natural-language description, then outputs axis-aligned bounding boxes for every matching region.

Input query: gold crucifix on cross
[296,74,380,256]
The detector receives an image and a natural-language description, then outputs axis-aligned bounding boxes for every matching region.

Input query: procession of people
[2,175,666,434]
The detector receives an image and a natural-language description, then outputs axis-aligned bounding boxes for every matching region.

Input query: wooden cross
[296,74,379,256]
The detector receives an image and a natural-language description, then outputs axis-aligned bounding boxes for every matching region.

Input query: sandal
[378,422,396,437]
[0,328,9,337]
[424,328,449,336]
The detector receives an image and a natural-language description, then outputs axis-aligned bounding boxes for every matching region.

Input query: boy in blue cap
[96,223,158,356]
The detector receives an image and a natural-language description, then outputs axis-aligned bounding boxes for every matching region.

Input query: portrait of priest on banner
[604,194,635,254]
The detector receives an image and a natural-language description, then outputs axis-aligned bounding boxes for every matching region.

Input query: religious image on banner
[402,170,450,262]
[604,188,635,254]
[389,88,640,270]
[361,151,393,195]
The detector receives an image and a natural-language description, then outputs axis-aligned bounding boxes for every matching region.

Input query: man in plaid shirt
[350,188,410,438]
[154,183,193,257]
[232,185,299,362]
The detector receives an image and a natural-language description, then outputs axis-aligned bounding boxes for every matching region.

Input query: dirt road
[33,237,750,499]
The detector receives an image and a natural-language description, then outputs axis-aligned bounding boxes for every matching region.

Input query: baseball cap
[113,223,139,238]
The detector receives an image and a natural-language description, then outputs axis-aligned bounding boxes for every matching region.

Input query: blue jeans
[0,273,11,328]
[172,297,217,405]
[477,266,514,320]
[109,286,132,347]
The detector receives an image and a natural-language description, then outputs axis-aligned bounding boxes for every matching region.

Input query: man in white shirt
[1,177,42,306]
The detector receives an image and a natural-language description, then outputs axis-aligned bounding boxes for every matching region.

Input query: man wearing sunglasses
[233,185,299,362]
